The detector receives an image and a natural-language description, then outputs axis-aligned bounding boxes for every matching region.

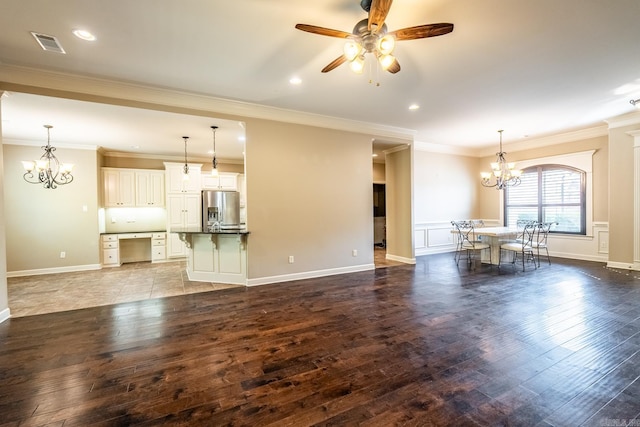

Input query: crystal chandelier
[481,130,522,190]
[22,125,74,189]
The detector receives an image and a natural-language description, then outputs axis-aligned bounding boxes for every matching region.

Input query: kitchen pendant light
[182,136,190,180]
[22,124,74,189]
[210,125,219,177]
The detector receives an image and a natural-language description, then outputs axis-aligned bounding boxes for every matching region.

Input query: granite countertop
[170,226,249,235]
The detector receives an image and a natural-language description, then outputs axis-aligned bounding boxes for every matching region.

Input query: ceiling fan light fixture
[344,40,362,61]
[377,34,395,55]
[378,53,395,70]
[350,56,365,74]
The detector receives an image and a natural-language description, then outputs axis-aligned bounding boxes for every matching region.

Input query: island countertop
[170,227,250,235]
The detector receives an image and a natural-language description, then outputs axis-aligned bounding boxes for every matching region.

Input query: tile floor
[7,260,242,317]
[8,248,400,318]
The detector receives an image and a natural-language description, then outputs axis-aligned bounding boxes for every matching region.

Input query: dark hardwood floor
[2,254,640,426]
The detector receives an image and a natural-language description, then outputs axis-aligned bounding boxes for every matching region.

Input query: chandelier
[22,125,74,189]
[481,130,522,190]
[210,125,219,177]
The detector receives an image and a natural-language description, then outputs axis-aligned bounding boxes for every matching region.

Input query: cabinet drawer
[103,241,118,249]
[152,239,166,247]
[152,246,166,260]
[103,248,119,265]
[118,233,152,239]
[152,232,166,239]
[102,234,118,242]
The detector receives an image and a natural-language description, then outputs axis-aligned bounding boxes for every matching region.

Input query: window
[504,165,586,234]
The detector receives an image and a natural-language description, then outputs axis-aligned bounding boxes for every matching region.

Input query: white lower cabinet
[101,235,120,266]
[151,232,166,261]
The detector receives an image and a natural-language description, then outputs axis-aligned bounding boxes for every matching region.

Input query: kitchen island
[171,227,249,285]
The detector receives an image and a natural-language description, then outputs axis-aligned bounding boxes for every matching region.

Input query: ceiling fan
[295,0,454,74]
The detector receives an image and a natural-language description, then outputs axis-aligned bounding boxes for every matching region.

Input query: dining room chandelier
[210,125,219,177]
[22,125,74,189]
[481,130,522,190]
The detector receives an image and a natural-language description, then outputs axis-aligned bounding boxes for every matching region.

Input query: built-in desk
[101,232,166,267]
[171,227,249,285]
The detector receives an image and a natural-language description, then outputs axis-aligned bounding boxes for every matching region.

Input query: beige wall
[477,135,609,223]
[103,155,244,174]
[372,162,385,183]
[3,144,100,272]
[385,146,414,261]
[608,125,635,264]
[0,101,8,317]
[414,150,480,222]
[244,119,374,279]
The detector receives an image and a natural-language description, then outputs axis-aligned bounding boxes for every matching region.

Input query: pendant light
[210,125,219,177]
[182,136,190,180]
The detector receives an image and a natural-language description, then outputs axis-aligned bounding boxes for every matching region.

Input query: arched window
[504,165,586,234]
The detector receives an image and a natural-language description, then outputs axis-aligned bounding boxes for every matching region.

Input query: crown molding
[605,109,640,129]
[2,138,98,151]
[102,150,244,165]
[0,63,415,141]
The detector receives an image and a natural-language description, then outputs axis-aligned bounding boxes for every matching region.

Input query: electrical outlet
[352,249,358,257]
[60,251,66,259]
[288,255,294,264]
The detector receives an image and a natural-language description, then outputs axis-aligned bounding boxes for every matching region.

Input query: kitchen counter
[170,227,249,285]
[169,226,249,235]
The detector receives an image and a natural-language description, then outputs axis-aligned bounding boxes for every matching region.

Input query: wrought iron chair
[451,220,491,268]
[532,221,557,267]
[499,221,537,271]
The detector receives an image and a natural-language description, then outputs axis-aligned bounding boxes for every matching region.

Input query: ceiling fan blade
[386,58,401,74]
[322,55,348,73]
[388,23,454,41]
[295,24,352,39]
[368,0,393,32]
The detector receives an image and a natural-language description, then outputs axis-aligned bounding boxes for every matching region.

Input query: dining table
[452,225,520,265]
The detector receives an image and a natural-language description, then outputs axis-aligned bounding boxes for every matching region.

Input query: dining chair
[532,221,557,267]
[451,220,491,269]
[499,221,537,272]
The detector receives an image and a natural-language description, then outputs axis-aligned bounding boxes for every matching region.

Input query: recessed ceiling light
[238,136,246,142]
[408,104,420,111]
[72,29,96,41]
[372,153,378,157]
[289,76,302,85]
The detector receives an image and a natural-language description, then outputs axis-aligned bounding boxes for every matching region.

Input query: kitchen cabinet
[151,232,166,261]
[165,163,202,193]
[101,234,120,266]
[135,170,165,207]
[167,193,201,257]
[102,168,135,207]
[201,172,238,190]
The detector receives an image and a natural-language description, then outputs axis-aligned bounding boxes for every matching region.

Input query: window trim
[504,164,587,234]
[498,150,595,236]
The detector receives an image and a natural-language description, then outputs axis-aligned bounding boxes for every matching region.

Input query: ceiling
[1,0,640,159]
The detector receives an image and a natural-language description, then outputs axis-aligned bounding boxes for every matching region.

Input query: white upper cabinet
[102,169,135,207]
[201,172,238,190]
[135,170,165,207]
[165,163,202,193]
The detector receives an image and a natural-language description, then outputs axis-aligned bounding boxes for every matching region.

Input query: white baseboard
[606,261,637,270]
[7,264,102,278]
[247,263,375,287]
[386,254,416,264]
[0,307,10,324]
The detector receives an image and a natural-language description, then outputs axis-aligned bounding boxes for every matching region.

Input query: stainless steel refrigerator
[202,190,240,230]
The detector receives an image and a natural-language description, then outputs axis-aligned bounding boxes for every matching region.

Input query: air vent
[30,32,66,54]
